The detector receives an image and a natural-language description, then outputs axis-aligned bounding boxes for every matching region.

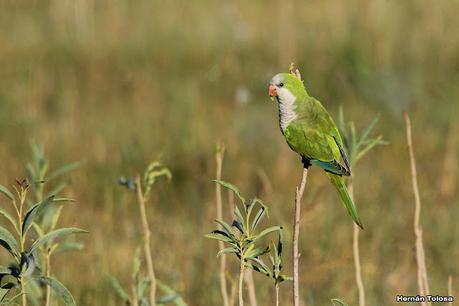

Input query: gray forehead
[270,74,283,85]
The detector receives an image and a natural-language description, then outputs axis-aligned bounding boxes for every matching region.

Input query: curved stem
[135,175,157,306]
[404,113,431,306]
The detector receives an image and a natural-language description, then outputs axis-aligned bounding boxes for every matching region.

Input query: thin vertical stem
[17,187,27,306]
[244,269,257,306]
[404,113,430,306]
[293,168,308,306]
[349,182,365,306]
[448,276,453,305]
[275,283,280,306]
[130,283,138,306]
[238,260,245,306]
[135,175,157,306]
[216,144,229,306]
[44,253,51,306]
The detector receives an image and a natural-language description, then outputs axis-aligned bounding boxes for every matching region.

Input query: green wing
[284,98,350,176]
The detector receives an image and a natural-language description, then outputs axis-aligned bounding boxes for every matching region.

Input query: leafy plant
[0,177,86,306]
[114,161,186,306]
[338,109,386,306]
[206,180,282,306]
[331,298,349,306]
[249,231,290,306]
[338,108,387,167]
[25,143,85,306]
[109,248,186,306]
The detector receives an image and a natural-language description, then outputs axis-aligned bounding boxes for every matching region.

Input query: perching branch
[404,113,430,306]
[290,65,308,306]
[349,182,365,306]
[135,175,157,306]
[215,143,230,306]
[293,168,308,306]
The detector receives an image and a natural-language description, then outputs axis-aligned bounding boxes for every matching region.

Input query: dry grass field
[0,0,458,305]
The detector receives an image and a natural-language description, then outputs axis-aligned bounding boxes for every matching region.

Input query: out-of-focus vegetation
[0,0,458,305]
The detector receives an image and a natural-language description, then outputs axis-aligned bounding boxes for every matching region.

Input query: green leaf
[245,246,270,259]
[249,263,270,277]
[0,266,11,274]
[249,258,271,276]
[331,298,349,306]
[46,182,68,199]
[276,230,284,257]
[355,136,387,163]
[205,232,234,244]
[0,208,18,233]
[213,180,245,204]
[23,196,55,236]
[253,226,281,242]
[215,219,235,237]
[234,206,245,227]
[0,185,15,203]
[251,206,266,231]
[30,227,87,253]
[37,276,75,306]
[157,294,179,304]
[338,105,347,140]
[0,226,19,258]
[108,276,130,303]
[53,198,75,203]
[52,242,84,254]
[157,280,188,306]
[350,122,357,161]
[46,161,82,181]
[358,114,380,147]
[217,247,238,257]
[0,288,9,304]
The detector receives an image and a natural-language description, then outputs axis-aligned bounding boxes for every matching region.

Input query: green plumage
[269,73,363,229]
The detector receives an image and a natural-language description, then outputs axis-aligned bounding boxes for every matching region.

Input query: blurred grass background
[0,0,458,305]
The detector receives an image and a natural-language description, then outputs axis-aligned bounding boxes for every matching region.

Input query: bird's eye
[279,82,284,87]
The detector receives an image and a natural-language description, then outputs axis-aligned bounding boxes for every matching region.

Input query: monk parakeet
[268,72,363,229]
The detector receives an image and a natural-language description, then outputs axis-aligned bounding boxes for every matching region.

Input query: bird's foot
[301,157,311,169]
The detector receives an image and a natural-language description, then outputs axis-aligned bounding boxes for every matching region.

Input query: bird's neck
[278,94,308,133]
[277,92,298,132]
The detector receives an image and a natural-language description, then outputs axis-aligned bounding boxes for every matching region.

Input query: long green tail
[328,173,364,229]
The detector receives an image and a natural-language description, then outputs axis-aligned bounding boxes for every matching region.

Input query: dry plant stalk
[135,175,157,306]
[45,253,52,306]
[229,277,238,306]
[404,113,431,306]
[239,261,245,306]
[290,64,308,306]
[439,111,458,198]
[349,182,365,306]
[448,276,453,305]
[215,144,230,306]
[275,283,280,306]
[244,269,258,306]
[293,168,308,306]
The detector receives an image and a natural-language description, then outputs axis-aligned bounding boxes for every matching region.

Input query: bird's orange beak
[268,84,277,97]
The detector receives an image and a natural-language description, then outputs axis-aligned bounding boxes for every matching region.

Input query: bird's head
[268,73,307,103]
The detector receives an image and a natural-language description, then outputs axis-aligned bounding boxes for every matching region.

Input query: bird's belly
[284,124,332,161]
